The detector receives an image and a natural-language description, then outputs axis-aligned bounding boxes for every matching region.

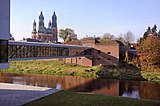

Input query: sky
[11,0,160,42]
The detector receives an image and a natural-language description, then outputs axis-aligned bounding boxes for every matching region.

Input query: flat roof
[9,41,92,49]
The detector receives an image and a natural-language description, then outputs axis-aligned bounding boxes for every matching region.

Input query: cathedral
[32,11,58,43]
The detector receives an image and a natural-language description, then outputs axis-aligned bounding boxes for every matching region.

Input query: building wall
[32,33,57,43]
[65,41,121,67]
[81,41,96,47]
[0,0,10,69]
[82,42,120,66]
[65,57,93,67]
[32,34,37,39]
[52,27,58,42]
[68,48,91,56]
[0,0,10,40]
[93,44,119,66]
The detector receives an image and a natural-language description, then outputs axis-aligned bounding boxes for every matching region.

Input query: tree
[137,37,143,44]
[142,25,158,40]
[59,28,77,43]
[151,24,157,33]
[158,30,160,39]
[123,31,135,43]
[9,34,15,41]
[101,33,115,40]
[137,36,160,66]
[116,33,125,43]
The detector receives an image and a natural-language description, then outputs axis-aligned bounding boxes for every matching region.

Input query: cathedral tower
[52,11,58,42]
[31,11,58,43]
[32,20,37,39]
[38,11,45,34]
[39,11,44,28]
[48,20,52,29]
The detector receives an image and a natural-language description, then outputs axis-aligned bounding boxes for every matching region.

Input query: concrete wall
[0,0,10,40]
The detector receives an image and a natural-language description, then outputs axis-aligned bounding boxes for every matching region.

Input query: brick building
[65,38,125,67]
[31,11,58,43]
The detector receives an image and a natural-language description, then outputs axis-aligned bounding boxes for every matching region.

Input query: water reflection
[120,81,140,99]
[56,83,62,89]
[0,72,159,101]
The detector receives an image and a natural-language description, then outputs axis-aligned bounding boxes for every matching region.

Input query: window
[107,58,110,60]
[0,40,8,63]
[107,52,111,54]
[98,50,101,54]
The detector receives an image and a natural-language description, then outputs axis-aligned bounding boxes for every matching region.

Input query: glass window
[0,40,8,63]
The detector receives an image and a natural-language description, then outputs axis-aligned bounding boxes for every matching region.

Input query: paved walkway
[0,83,60,106]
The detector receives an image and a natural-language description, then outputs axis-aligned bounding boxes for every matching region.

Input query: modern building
[32,11,58,43]
[65,38,125,67]
[0,0,10,69]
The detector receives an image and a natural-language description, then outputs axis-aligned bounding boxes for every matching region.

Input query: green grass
[1,60,160,82]
[1,59,102,78]
[23,91,160,106]
[141,71,160,82]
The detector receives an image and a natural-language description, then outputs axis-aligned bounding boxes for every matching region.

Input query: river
[0,72,159,101]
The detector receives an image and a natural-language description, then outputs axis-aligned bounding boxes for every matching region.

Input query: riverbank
[24,91,160,106]
[1,60,102,78]
[1,60,160,82]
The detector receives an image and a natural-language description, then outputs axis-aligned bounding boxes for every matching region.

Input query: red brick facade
[65,38,125,67]
[65,57,93,67]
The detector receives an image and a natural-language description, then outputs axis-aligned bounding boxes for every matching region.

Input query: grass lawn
[1,59,102,77]
[1,60,160,82]
[23,91,160,106]
[141,71,160,82]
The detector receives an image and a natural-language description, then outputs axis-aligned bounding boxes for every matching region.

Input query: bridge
[8,41,93,61]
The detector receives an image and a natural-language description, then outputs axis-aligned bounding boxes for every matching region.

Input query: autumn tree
[59,28,77,43]
[137,36,160,66]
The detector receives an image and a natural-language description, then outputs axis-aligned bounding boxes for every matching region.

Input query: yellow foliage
[137,36,160,66]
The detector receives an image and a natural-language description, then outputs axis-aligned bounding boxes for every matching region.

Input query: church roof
[39,11,44,20]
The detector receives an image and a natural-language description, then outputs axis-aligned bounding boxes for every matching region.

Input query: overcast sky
[11,0,160,41]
